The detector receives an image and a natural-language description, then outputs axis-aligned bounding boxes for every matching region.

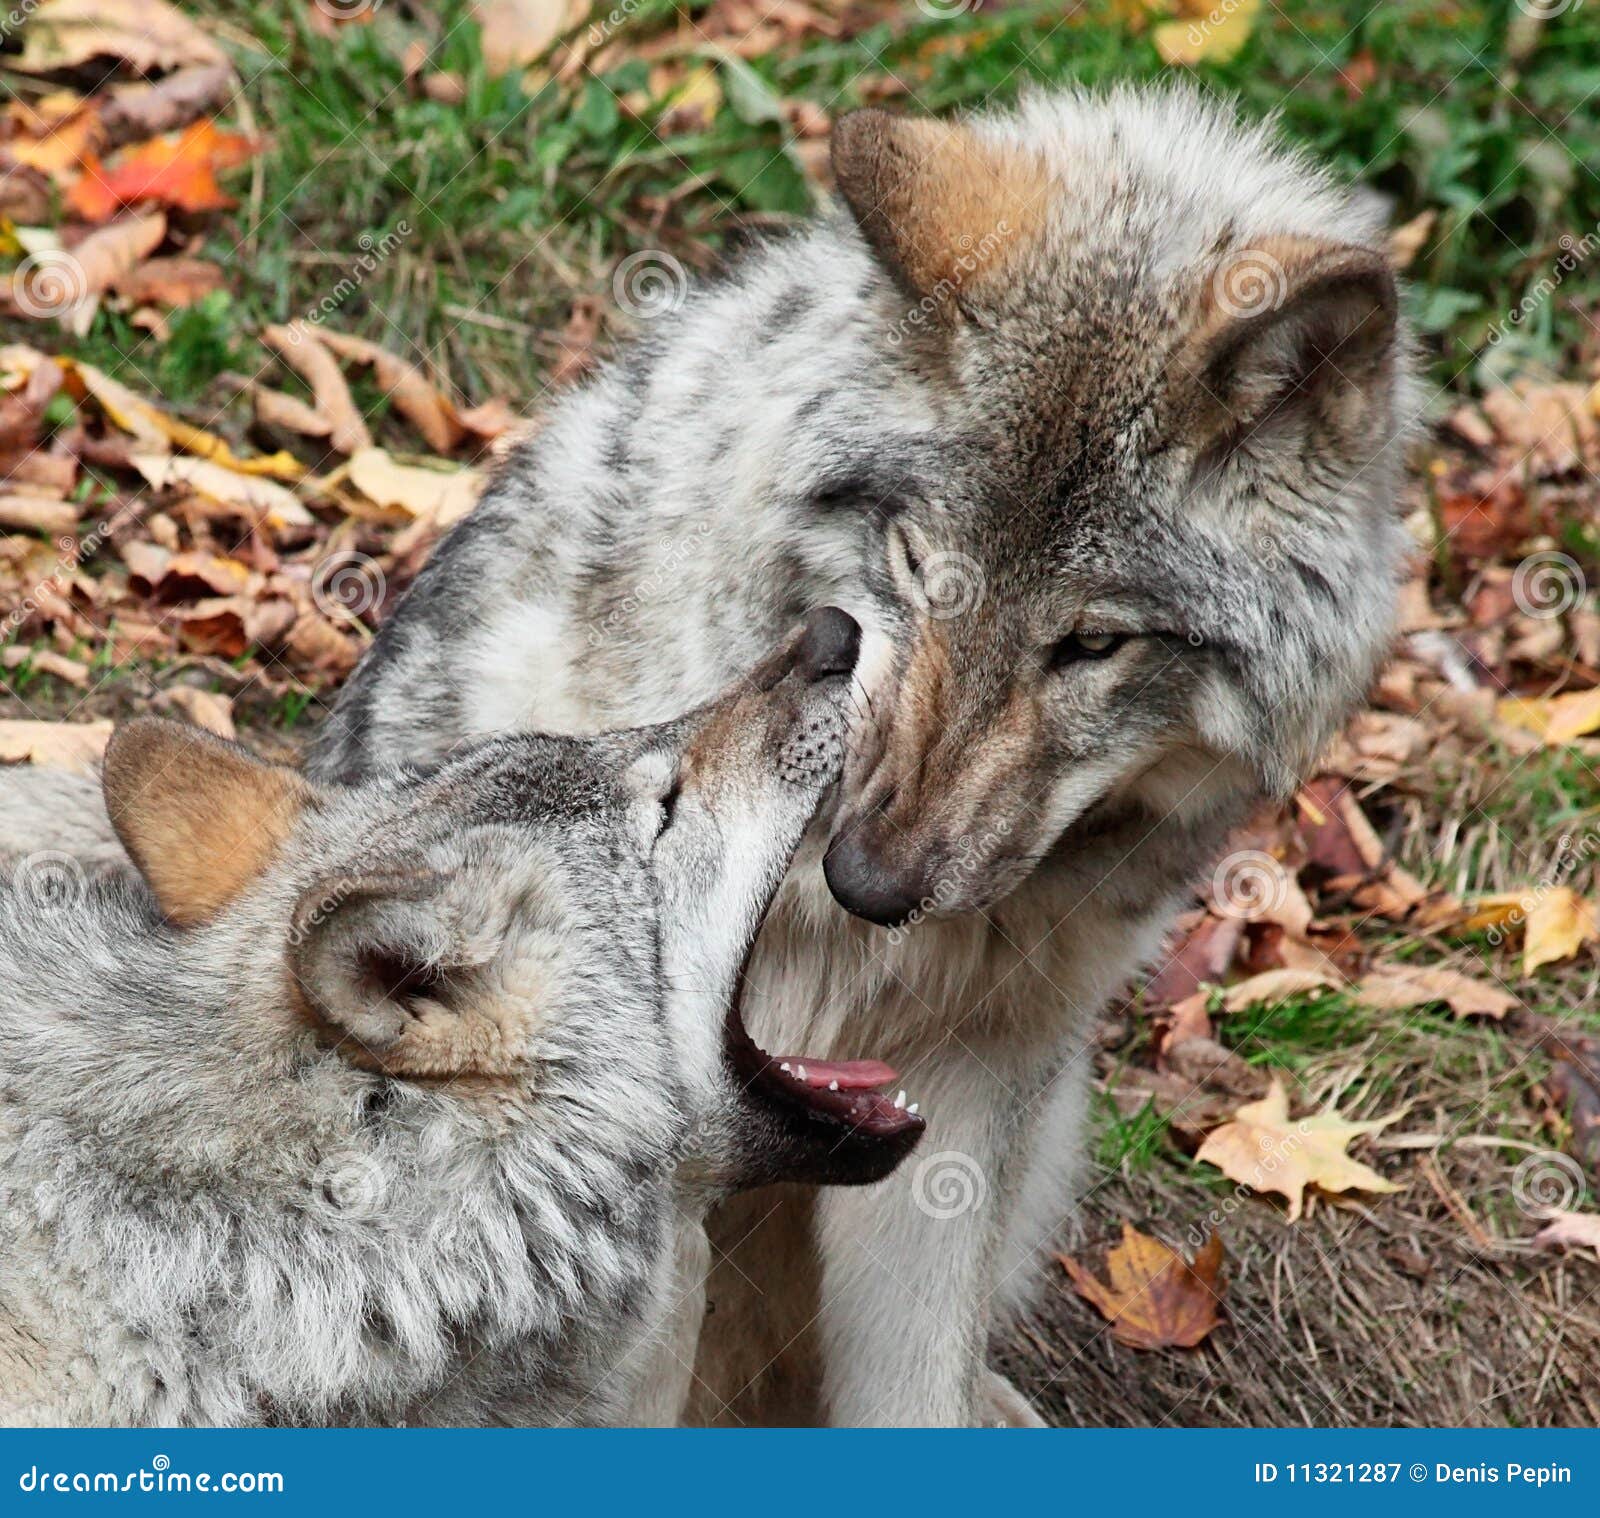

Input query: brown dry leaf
[1498,688,1600,746]
[1355,964,1516,1020]
[7,213,166,336]
[157,685,235,739]
[0,717,112,772]
[314,329,465,453]
[0,646,88,686]
[4,100,101,180]
[1480,381,1599,477]
[1058,1223,1225,1350]
[455,395,517,440]
[128,453,313,532]
[1145,912,1245,1011]
[0,494,78,535]
[1387,209,1435,270]
[13,0,226,74]
[1526,889,1600,976]
[111,255,224,307]
[99,64,235,146]
[343,447,482,527]
[1532,1211,1600,1257]
[1195,1080,1401,1222]
[473,0,589,75]
[1217,966,1342,1012]
[262,322,371,455]
[252,384,332,438]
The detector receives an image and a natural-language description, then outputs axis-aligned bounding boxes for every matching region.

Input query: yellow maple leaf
[1195,1080,1401,1221]
[1154,0,1260,65]
[1497,688,1600,745]
[1525,888,1599,975]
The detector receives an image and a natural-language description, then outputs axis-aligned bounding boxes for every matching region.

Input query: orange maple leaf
[68,120,259,222]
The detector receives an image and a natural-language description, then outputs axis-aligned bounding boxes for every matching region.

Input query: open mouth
[723,973,924,1186]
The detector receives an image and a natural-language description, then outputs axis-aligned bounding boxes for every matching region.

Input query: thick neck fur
[0,875,670,1427]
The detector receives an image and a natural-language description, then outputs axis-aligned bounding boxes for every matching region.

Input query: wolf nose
[823,831,923,928]
[795,606,860,682]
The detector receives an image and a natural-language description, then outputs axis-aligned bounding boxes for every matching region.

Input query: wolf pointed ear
[830,108,1044,311]
[103,717,314,927]
[1179,236,1398,448]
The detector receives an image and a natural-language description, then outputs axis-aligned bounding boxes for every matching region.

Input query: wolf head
[815,87,1415,925]
[101,607,920,1196]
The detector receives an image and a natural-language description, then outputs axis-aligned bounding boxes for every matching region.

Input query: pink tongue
[775,1057,898,1090]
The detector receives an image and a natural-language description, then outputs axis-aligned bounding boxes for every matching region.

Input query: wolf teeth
[828,1080,839,1091]
[907,1103,919,1116]
[796,1064,807,1080]
[893,1090,906,1109]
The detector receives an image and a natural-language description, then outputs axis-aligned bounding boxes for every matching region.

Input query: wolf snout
[822,823,929,928]
[793,605,860,683]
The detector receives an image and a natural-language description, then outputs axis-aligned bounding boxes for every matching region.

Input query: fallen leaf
[343,447,482,526]
[110,255,225,307]
[314,329,465,453]
[5,213,166,335]
[129,453,313,531]
[1059,1224,1225,1350]
[11,0,227,75]
[473,0,589,75]
[1154,0,1259,65]
[1526,888,1600,975]
[157,685,235,739]
[69,120,259,222]
[0,494,78,535]
[0,717,112,772]
[1217,966,1342,1012]
[262,322,372,455]
[0,646,88,686]
[1387,210,1435,271]
[252,383,333,438]
[1498,688,1600,746]
[1532,1211,1600,1256]
[1355,964,1516,1020]
[1481,381,1599,477]
[4,101,101,180]
[1195,1080,1401,1221]
[99,64,235,147]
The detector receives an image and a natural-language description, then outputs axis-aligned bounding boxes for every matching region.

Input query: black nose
[823,832,923,928]
[794,606,860,683]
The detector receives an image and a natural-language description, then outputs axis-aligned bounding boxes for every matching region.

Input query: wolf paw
[977,1368,1048,1428]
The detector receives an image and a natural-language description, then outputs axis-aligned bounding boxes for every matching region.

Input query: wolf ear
[103,717,313,927]
[287,872,511,1078]
[830,108,1044,311]
[1179,236,1398,448]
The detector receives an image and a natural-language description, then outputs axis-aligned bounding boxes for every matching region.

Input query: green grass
[7,0,1596,415]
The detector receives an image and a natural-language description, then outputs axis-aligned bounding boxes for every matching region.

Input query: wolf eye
[655,780,681,839]
[886,522,923,583]
[1049,630,1127,670]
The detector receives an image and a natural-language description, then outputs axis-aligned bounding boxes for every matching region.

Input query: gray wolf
[310,85,1416,1425]
[0,609,923,1427]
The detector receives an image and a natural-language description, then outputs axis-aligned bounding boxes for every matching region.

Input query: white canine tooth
[780,1063,791,1073]
[828,1080,839,1091]
[907,1103,919,1115]
[796,1064,807,1080]
[893,1090,906,1109]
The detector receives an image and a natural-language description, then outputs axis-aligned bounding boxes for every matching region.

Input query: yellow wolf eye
[1049,630,1126,669]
